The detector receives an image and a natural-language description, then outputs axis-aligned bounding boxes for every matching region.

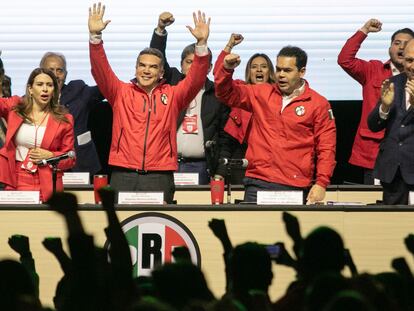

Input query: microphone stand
[45,159,61,194]
[50,161,59,194]
[225,165,232,204]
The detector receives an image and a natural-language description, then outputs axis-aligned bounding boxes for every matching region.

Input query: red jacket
[338,30,391,169]
[90,42,209,171]
[214,59,336,188]
[214,50,253,144]
[224,107,252,144]
[0,96,75,200]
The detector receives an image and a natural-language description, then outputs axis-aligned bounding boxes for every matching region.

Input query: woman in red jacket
[215,34,276,184]
[0,68,75,201]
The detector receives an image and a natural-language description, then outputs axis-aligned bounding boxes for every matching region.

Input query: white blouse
[15,122,46,161]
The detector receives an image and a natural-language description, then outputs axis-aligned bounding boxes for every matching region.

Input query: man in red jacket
[214,45,336,204]
[338,19,414,184]
[88,3,210,203]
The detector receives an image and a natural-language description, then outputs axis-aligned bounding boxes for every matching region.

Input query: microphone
[218,158,248,168]
[38,151,76,166]
[205,140,216,148]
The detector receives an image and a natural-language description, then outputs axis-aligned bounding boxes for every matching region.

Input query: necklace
[31,111,49,148]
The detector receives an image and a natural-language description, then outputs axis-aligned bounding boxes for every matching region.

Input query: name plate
[118,192,164,205]
[409,192,414,205]
[63,172,90,185]
[257,191,303,205]
[174,173,199,185]
[0,191,40,204]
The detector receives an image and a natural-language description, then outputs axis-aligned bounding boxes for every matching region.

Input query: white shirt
[15,122,46,161]
[281,81,305,112]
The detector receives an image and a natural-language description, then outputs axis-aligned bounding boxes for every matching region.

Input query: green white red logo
[108,212,201,277]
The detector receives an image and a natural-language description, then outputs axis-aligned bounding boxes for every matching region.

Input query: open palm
[186,11,210,44]
[88,2,111,34]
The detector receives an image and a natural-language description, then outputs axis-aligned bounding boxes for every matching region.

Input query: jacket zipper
[117,128,124,153]
[142,96,146,112]
[142,93,152,170]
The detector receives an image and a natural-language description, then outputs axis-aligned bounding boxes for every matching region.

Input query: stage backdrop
[0,0,413,100]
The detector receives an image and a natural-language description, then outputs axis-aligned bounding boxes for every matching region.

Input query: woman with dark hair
[0,68,75,201]
[215,34,276,184]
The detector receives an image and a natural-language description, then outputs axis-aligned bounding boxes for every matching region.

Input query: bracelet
[225,44,233,49]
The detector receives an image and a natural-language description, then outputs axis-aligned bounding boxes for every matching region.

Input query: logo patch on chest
[161,93,168,105]
[295,105,305,116]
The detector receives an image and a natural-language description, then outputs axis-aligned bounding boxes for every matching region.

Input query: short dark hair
[180,43,213,65]
[137,48,165,68]
[277,46,308,70]
[391,28,414,43]
[244,53,276,84]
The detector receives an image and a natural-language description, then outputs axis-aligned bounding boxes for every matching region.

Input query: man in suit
[40,52,104,177]
[338,19,414,184]
[368,39,414,204]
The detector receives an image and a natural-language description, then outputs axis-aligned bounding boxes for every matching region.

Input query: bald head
[403,39,414,80]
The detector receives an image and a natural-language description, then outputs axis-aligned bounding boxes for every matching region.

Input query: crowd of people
[1,3,414,204]
[1,190,414,311]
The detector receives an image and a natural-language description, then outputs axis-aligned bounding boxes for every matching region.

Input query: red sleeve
[56,114,76,171]
[172,52,210,111]
[313,99,337,188]
[0,96,21,119]
[89,41,122,107]
[337,30,370,85]
[213,53,254,112]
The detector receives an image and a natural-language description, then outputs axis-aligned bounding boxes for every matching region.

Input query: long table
[0,203,412,308]
[66,184,384,205]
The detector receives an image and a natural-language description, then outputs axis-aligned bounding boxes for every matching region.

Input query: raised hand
[380,79,395,112]
[391,257,413,277]
[404,234,414,255]
[225,33,244,52]
[223,54,241,70]
[98,187,115,212]
[186,11,210,45]
[88,2,111,35]
[42,237,64,254]
[8,234,31,256]
[306,184,326,204]
[282,212,301,243]
[271,242,297,269]
[157,12,175,33]
[208,218,228,240]
[47,192,78,215]
[172,246,192,263]
[208,218,233,251]
[344,248,358,277]
[361,18,382,34]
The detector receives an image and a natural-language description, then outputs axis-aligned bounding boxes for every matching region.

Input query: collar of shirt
[282,80,305,101]
[281,80,306,112]
[390,62,401,76]
[405,89,412,111]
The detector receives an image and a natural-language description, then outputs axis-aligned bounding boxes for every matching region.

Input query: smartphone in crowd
[265,244,281,259]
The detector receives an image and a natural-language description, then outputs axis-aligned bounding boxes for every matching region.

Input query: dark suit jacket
[61,80,103,175]
[368,73,414,184]
[150,30,229,175]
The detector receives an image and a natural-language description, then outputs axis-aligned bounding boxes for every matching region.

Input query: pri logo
[106,212,201,277]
